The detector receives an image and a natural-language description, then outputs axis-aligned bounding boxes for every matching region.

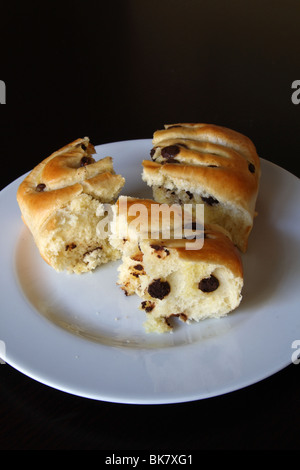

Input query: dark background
[0,0,299,451]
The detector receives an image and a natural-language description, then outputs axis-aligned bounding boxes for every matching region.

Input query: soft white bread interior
[110,196,243,333]
[17,137,125,273]
[142,123,261,252]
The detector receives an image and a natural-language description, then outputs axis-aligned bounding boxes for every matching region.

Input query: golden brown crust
[157,229,243,278]
[115,196,243,278]
[154,123,260,165]
[17,137,125,243]
[143,123,260,214]
[114,195,187,241]
[115,196,158,225]
[142,123,261,252]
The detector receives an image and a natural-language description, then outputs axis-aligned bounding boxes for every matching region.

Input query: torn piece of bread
[110,196,243,333]
[17,137,125,273]
[142,123,261,252]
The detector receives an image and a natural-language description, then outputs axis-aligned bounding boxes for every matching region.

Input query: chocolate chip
[248,162,255,173]
[150,244,170,256]
[36,183,46,192]
[186,191,193,199]
[81,143,87,150]
[134,264,144,271]
[80,156,94,167]
[161,145,180,159]
[201,195,219,206]
[141,301,155,313]
[150,148,156,159]
[65,243,77,251]
[150,244,163,251]
[198,275,219,292]
[148,279,171,300]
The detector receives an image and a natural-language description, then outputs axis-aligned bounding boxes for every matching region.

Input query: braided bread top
[17,137,125,236]
[143,123,260,214]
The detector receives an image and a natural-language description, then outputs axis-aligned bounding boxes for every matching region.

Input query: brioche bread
[17,137,125,273]
[142,123,260,252]
[110,196,243,333]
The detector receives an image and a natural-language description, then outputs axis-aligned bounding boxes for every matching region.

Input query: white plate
[0,139,300,404]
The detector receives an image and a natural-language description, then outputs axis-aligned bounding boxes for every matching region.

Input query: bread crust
[156,229,243,279]
[112,196,244,332]
[114,196,243,278]
[144,123,260,213]
[16,137,125,271]
[142,123,261,251]
[17,137,125,237]
[154,123,259,164]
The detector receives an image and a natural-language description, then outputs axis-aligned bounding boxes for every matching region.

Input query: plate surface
[0,139,300,404]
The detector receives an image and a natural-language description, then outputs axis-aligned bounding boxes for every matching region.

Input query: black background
[0,0,299,451]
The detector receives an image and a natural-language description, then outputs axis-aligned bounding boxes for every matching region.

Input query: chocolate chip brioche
[142,123,260,252]
[17,137,125,273]
[110,196,243,333]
